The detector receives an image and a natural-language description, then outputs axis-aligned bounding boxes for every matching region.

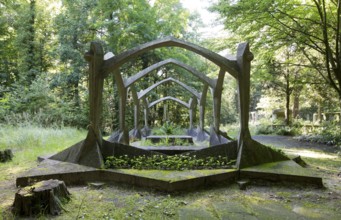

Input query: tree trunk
[318,102,322,123]
[339,98,341,126]
[74,80,80,107]
[285,93,290,126]
[12,179,70,216]
[285,82,291,126]
[292,90,300,119]
[26,0,36,84]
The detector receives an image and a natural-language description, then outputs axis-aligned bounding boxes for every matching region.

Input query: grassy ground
[0,125,340,219]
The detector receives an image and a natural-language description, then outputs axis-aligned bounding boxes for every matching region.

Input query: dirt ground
[1,135,341,219]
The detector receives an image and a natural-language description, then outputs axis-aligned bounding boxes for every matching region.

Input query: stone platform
[145,135,194,144]
[133,145,208,155]
[16,158,323,192]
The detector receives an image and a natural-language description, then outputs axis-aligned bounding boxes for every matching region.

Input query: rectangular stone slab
[145,135,194,144]
[16,158,238,192]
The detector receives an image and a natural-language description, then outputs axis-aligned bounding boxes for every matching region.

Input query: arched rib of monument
[85,42,105,140]
[112,69,129,145]
[187,97,198,136]
[129,85,141,140]
[141,97,149,128]
[206,68,226,146]
[212,68,226,137]
[141,98,151,137]
[198,84,208,136]
[66,41,105,168]
[124,58,216,89]
[148,96,190,109]
[103,37,238,78]
[130,85,140,106]
[199,84,209,106]
[138,77,201,100]
[189,96,198,109]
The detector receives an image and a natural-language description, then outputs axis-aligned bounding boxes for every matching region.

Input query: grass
[1,125,341,219]
[0,124,86,182]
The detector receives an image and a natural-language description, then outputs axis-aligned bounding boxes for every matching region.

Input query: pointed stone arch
[103,37,238,78]
[128,77,203,139]
[138,77,201,100]
[124,58,216,89]
[148,96,190,109]
[110,57,215,144]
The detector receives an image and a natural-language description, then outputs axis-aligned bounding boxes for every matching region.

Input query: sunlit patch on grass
[283,149,338,159]
[293,205,328,219]
[4,166,27,176]
[0,199,13,210]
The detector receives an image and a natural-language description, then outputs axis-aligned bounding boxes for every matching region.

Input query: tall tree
[0,1,18,90]
[212,0,341,113]
[54,0,97,106]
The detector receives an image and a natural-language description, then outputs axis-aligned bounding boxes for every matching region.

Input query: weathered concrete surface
[240,160,323,187]
[17,157,322,192]
[16,158,238,192]
[145,135,194,144]
[178,200,319,220]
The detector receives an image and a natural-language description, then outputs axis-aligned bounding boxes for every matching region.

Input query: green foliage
[212,0,341,116]
[275,126,299,136]
[0,0,203,130]
[255,124,274,135]
[255,118,300,136]
[298,123,341,146]
[105,154,234,170]
[152,121,185,135]
[0,75,88,128]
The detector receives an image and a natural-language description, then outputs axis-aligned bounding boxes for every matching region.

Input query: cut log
[12,179,70,216]
[0,149,13,162]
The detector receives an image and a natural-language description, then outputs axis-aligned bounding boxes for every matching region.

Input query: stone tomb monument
[17,37,322,191]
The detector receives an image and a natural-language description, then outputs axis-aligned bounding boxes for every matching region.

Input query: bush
[0,76,89,129]
[255,124,275,135]
[294,122,341,146]
[314,123,341,145]
[275,126,299,136]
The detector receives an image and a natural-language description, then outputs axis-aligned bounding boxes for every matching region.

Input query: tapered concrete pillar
[113,70,129,145]
[129,86,141,140]
[187,97,198,136]
[209,69,225,146]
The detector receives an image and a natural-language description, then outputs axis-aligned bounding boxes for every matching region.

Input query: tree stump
[0,149,13,162]
[12,179,70,216]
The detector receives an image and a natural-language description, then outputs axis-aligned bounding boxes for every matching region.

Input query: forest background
[0,0,340,144]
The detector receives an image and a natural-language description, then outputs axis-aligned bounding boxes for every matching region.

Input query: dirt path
[252,135,339,154]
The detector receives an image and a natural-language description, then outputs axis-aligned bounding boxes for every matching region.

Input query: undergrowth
[105,154,235,170]
[0,124,86,181]
[254,119,341,147]
[152,121,185,135]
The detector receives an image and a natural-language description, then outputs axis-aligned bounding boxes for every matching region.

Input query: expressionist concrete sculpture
[49,37,289,169]
[18,37,323,193]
